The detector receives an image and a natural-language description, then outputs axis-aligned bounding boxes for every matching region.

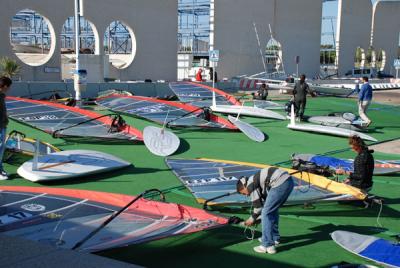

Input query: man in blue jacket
[357,76,373,127]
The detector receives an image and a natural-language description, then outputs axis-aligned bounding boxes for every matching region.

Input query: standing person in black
[0,77,12,180]
[336,135,374,192]
[209,67,218,83]
[293,74,315,120]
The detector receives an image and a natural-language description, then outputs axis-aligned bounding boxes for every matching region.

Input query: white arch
[60,16,99,55]
[104,20,136,69]
[10,9,56,66]
[265,37,283,73]
[355,47,365,68]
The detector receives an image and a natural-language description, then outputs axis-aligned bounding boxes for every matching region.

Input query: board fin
[290,103,296,126]
[212,91,217,108]
[32,140,40,171]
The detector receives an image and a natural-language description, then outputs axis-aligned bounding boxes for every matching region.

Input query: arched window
[104,21,136,69]
[365,46,375,68]
[60,16,99,55]
[10,9,55,66]
[265,38,283,73]
[376,49,386,71]
[354,47,365,68]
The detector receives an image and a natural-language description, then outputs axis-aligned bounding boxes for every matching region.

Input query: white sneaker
[257,237,280,246]
[0,170,9,180]
[254,245,276,254]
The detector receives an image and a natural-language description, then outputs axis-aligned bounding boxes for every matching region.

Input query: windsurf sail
[292,153,400,175]
[169,81,241,106]
[0,186,227,252]
[165,158,367,207]
[96,94,237,129]
[6,97,143,141]
[331,231,400,268]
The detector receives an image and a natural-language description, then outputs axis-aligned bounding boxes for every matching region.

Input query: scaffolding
[60,16,96,53]
[178,0,210,56]
[104,21,132,54]
[11,10,132,55]
[10,9,51,53]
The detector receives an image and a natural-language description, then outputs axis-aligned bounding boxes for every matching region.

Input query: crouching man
[237,167,294,254]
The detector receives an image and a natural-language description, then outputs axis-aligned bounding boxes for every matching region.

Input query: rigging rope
[52,113,122,138]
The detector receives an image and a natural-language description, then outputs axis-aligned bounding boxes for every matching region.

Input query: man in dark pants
[236,167,294,254]
[0,77,12,180]
[293,74,315,120]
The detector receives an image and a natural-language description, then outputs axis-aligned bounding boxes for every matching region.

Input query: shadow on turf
[276,223,389,253]
[97,225,303,268]
[173,138,190,155]
[281,200,400,220]
[97,223,392,268]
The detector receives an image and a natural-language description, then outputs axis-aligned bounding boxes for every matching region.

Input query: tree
[0,57,21,78]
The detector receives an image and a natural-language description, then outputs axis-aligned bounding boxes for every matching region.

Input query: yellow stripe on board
[8,136,61,156]
[198,158,367,200]
[22,137,61,152]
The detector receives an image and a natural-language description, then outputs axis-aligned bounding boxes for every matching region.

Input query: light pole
[74,0,82,106]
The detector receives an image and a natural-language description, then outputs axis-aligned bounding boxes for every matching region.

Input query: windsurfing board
[331,230,400,268]
[228,115,265,142]
[211,91,285,120]
[287,105,377,142]
[253,100,285,110]
[306,114,368,132]
[143,126,180,157]
[211,104,285,120]
[17,150,131,182]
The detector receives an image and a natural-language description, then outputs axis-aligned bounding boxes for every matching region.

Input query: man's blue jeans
[0,128,7,171]
[261,178,294,247]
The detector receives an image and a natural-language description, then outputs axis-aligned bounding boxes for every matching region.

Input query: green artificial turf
[1,96,400,267]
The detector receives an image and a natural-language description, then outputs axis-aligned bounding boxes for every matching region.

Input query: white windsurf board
[253,100,285,110]
[17,150,131,182]
[287,105,377,142]
[211,104,285,120]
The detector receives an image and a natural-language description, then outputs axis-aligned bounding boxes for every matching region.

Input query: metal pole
[212,65,215,89]
[74,0,81,104]
[253,22,267,73]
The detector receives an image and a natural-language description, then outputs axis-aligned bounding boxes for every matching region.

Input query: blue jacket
[357,83,373,101]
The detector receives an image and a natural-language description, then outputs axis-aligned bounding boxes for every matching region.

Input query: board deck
[17,150,131,182]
